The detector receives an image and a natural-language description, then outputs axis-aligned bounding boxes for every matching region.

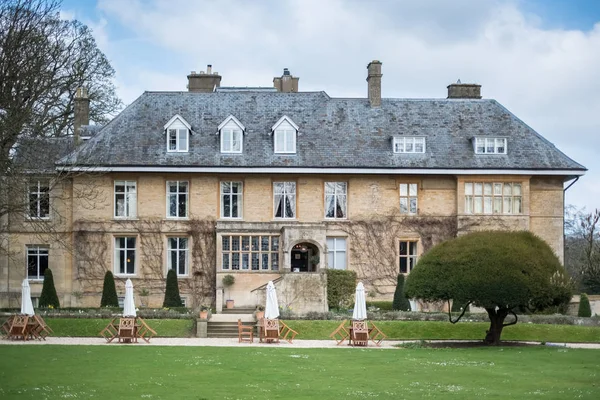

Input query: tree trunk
[484,308,508,345]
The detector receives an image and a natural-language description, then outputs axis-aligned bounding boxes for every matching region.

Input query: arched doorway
[291,242,319,272]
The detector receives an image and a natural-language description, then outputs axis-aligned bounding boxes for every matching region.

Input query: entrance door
[291,243,318,272]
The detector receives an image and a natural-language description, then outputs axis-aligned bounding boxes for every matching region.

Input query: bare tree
[565,206,600,293]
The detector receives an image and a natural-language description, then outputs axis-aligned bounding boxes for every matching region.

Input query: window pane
[503,197,512,214]
[399,184,407,197]
[336,251,346,270]
[474,183,483,195]
[262,254,269,270]
[493,197,502,214]
[242,253,249,270]
[271,237,279,251]
[232,253,240,270]
[399,241,407,256]
[513,184,521,196]
[261,237,269,251]
[409,184,417,196]
[514,197,522,214]
[232,236,239,251]
[400,258,408,274]
[222,254,229,270]
[494,183,502,195]
[222,236,230,251]
[252,253,259,270]
[400,198,408,214]
[484,183,492,196]
[409,242,417,255]
[242,236,250,251]
[178,129,187,151]
[474,197,483,213]
[252,236,259,251]
[484,197,492,214]
[465,196,473,214]
[271,253,279,271]
[465,183,473,195]
[409,198,418,214]
[503,183,512,196]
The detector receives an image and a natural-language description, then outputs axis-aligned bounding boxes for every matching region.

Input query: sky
[60,0,600,212]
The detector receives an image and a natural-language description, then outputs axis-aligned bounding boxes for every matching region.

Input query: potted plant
[255,305,265,320]
[222,274,235,309]
[199,304,210,319]
[139,288,150,307]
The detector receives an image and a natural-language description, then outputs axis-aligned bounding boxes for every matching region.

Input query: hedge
[326,269,357,309]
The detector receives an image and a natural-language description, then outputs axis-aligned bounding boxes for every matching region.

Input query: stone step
[221,308,255,314]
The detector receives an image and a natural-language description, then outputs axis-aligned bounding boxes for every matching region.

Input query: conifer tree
[392,274,411,311]
[578,293,592,317]
[100,271,119,307]
[163,269,183,307]
[39,268,60,308]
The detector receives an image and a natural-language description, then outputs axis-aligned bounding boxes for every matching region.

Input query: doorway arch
[290,242,320,272]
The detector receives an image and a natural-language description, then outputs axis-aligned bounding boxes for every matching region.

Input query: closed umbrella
[123,278,136,317]
[352,282,367,320]
[21,279,35,316]
[264,281,280,319]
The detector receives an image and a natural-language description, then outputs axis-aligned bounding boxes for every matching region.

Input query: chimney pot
[366,60,382,107]
[207,64,212,74]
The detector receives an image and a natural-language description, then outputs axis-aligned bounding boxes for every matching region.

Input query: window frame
[273,181,296,219]
[27,180,50,220]
[326,237,347,270]
[27,245,49,280]
[166,181,189,219]
[221,234,280,272]
[220,181,243,219]
[114,180,137,219]
[272,116,298,154]
[167,237,189,277]
[399,240,418,274]
[220,127,243,153]
[474,137,507,154]
[399,183,418,215]
[164,114,191,153]
[393,137,426,154]
[464,182,522,215]
[324,182,348,219]
[114,236,137,276]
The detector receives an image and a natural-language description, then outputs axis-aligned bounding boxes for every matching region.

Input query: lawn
[45,318,194,337]
[0,345,599,399]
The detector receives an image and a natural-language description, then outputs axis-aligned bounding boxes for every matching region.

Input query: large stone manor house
[0,61,585,313]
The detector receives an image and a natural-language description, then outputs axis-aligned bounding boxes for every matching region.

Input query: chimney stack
[74,87,89,144]
[367,60,382,107]
[273,68,299,92]
[447,81,481,99]
[188,64,222,92]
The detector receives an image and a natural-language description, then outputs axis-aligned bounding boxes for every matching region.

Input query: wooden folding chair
[263,318,280,343]
[32,315,53,340]
[368,321,387,347]
[117,317,137,343]
[1,315,14,338]
[136,317,157,343]
[238,319,254,343]
[279,321,299,344]
[351,320,369,347]
[8,315,29,340]
[100,317,119,343]
[329,319,349,345]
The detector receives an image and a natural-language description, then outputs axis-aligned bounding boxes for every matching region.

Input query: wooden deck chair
[263,318,280,343]
[238,319,254,343]
[278,321,299,344]
[368,321,387,347]
[100,317,119,343]
[351,320,369,347]
[117,317,137,343]
[32,315,53,340]
[136,317,157,343]
[8,315,29,340]
[1,315,14,338]
[329,319,349,345]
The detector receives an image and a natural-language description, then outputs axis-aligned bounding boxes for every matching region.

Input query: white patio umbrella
[21,279,35,316]
[264,281,280,319]
[352,282,367,320]
[123,278,137,317]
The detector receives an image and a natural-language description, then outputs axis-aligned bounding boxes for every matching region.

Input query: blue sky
[59,0,600,212]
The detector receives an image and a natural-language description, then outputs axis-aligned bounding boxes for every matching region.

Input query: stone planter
[226,300,234,309]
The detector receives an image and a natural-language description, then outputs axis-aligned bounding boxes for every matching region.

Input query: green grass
[45,318,194,337]
[0,345,598,399]
[284,320,600,343]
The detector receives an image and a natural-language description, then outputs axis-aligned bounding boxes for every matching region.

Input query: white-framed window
[114,181,137,218]
[325,182,347,219]
[221,127,243,153]
[221,235,279,271]
[221,181,243,219]
[399,240,418,274]
[180,297,188,307]
[464,182,522,214]
[393,137,425,153]
[27,246,48,280]
[327,237,347,270]
[474,137,507,154]
[115,237,136,275]
[272,116,298,154]
[167,181,188,218]
[399,183,418,214]
[168,237,189,276]
[28,180,50,219]
[164,114,191,153]
[274,182,296,219]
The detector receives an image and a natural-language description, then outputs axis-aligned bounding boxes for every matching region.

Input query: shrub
[578,293,592,317]
[392,274,411,311]
[366,301,394,311]
[326,269,357,309]
[39,268,60,308]
[163,269,183,307]
[100,271,119,308]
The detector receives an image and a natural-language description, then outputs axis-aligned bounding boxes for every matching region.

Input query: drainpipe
[563,176,580,265]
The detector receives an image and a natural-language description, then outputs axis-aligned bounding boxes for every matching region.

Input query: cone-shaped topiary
[392,274,411,311]
[163,269,183,307]
[100,271,119,307]
[39,268,60,308]
[578,293,592,317]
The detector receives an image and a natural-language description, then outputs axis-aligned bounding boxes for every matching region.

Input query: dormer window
[218,115,244,154]
[164,114,191,153]
[474,137,506,154]
[393,137,425,153]
[272,116,298,154]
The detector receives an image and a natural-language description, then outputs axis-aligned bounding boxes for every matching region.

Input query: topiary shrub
[39,268,60,308]
[392,274,411,311]
[100,271,119,307]
[163,269,183,307]
[326,269,357,309]
[578,293,592,317]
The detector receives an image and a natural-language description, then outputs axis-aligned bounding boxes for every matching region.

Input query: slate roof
[58,91,585,173]
[16,136,77,173]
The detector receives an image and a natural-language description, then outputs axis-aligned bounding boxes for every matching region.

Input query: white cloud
[92,0,599,210]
